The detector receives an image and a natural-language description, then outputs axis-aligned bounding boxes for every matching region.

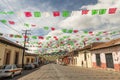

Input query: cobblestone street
[9,64,120,80]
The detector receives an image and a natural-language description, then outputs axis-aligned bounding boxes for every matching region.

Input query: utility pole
[22,30,31,68]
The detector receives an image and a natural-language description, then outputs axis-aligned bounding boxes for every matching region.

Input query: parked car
[24,63,35,70]
[0,64,22,78]
[33,62,39,68]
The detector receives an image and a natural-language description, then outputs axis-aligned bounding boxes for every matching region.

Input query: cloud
[58,0,120,31]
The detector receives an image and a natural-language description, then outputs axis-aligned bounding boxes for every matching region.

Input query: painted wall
[0,42,23,66]
[24,56,35,64]
[92,45,120,71]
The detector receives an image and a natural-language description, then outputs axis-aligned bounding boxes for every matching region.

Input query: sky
[0,0,120,53]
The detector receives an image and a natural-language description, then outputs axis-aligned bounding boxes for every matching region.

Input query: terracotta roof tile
[0,37,25,49]
[79,42,105,51]
[92,38,120,50]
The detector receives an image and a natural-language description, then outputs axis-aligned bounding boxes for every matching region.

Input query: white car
[24,63,35,70]
[0,64,22,78]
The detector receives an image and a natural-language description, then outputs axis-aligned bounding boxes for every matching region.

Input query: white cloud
[58,0,120,31]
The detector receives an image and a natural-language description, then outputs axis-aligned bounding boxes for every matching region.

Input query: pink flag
[82,10,89,15]
[31,24,36,27]
[38,36,44,39]
[109,8,117,14]
[73,30,78,33]
[24,12,32,17]
[96,38,100,41]
[9,21,15,25]
[51,27,55,31]
[53,11,60,17]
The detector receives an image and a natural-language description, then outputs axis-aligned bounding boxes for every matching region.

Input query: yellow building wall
[0,42,23,66]
[76,51,85,67]
[24,56,35,64]
[0,43,5,66]
[76,51,92,68]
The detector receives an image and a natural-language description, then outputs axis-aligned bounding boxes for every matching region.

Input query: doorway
[14,52,19,64]
[105,53,114,68]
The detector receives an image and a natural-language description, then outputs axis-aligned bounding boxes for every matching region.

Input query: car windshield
[5,65,12,69]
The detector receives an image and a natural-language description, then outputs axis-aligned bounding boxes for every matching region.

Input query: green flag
[0,20,7,24]
[63,36,69,39]
[46,36,51,40]
[34,12,41,17]
[62,11,70,17]
[96,32,102,36]
[62,29,67,33]
[92,9,98,15]
[14,35,22,38]
[69,41,74,46]
[32,36,37,39]
[84,31,88,34]
[24,23,29,27]
[44,26,49,30]
[99,9,107,15]
[81,35,85,38]
[67,29,73,33]
[7,11,14,14]
[110,31,117,35]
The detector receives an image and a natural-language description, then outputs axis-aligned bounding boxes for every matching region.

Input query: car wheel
[19,71,22,75]
[10,73,14,78]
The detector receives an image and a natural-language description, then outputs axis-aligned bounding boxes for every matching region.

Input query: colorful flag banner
[82,10,89,15]
[92,9,98,15]
[44,26,49,30]
[46,36,51,40]
[84,31,88,34]
[67,29,73,33]
[62,29,67,33]
[0,20,7,24]
[31,24,36,27]
[109,8,117,14]
[24,35,28,39]
[38,36,44,39]
[24,12,32,17]
[51,27,55,31]
[62,11,70,17]
[7,11,14,14]
[96,32,102,36]
[73,30,78,33]
[34,12,41,17]
[53,11,60,17]
[9,34,14,37]
[32,36,37,39]
[24,23,29,27]
[99,9,107,15]
[0,11,14,14]
[14,35,22,38]
[8,21,15,25]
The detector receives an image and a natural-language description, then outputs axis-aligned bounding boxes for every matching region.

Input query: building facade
[0,37,24,67]
[91,38,120,71]
[24,53,37,64]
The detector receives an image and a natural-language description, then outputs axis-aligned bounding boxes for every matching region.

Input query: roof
[92,38,120,50]
[25,52,38,56]
[79,42,105,51]
[0,37,25,49]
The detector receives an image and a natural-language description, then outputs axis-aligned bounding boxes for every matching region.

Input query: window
[84,53,87,61]
[4,49,11,65]
[14,52,19,64]
[96,54,101,66]
[26,58,30,64]
[31,59,34,63]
